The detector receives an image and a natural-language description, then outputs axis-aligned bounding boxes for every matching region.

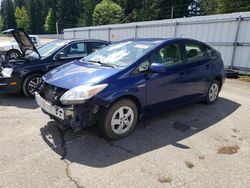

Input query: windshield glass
[31,40,67,58]
[83,40,162,67]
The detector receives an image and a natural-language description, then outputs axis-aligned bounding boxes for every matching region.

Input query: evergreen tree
[57,0,82,30]
[44,8,57,33]
[14,0,25,7]
[15,6,30,31]
[0,16,4,31]
[1,0,16,29]
[158,0,193,19]
[217,0,250,13]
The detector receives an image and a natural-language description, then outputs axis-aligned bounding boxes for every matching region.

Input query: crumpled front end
[36,82,101,131]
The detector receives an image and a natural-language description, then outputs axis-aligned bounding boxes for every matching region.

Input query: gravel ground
[0,79,249,188]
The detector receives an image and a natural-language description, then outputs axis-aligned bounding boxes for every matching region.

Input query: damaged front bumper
[35,92,99,130]
[35,92,73,120]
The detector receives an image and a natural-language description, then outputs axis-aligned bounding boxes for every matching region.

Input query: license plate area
[35,93,65,120]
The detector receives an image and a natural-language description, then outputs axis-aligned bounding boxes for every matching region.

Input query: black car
[0,29,109,97]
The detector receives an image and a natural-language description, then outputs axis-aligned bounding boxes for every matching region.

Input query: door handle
[206,64,211,70]
[179,72,185,80]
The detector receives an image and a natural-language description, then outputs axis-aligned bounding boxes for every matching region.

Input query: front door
[49,42,87,71]
[146,42,189,113]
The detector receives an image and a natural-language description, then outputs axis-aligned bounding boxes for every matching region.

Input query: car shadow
[40,97,240,168]
[0,93,38,109]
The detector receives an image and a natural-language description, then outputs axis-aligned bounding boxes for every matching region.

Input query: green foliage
[0,16,4,31]
[200,0,217,15]
[92,0,124,25]
[1,0,250,34]
[15,6,30,31]
[1,0,16,29]
[44,8,57,33]
[216,0,250,14]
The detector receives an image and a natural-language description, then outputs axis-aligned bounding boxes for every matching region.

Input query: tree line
[0,0,249,34]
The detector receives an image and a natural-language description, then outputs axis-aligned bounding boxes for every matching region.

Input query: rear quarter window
[185,43,206,62]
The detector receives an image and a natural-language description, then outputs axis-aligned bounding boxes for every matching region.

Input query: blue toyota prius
[35,38,226,139]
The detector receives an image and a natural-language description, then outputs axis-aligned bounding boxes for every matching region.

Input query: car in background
[0,33,42,59]
[0,29,110,97]
[35,38,226,139]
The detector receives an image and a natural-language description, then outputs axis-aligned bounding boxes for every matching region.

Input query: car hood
[2,29,40,58]
[43,60,120,90]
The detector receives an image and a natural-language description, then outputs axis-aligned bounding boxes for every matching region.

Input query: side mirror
[56,52,66,60]
[149,63,166,73]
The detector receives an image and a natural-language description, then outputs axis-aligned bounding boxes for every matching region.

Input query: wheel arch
[108,95,142,115]
[213,76,223,91]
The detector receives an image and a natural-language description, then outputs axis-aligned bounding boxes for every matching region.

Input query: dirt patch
[217,145,240,155]
[232,128,240,133]
[198,155,205,160]
[185,161,194,169]
[239,76,250,82]
[158,176,172,184]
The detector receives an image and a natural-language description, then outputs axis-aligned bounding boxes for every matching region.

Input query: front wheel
[23,74,43,98]
[98,99,138,139]
[206,80,220,104]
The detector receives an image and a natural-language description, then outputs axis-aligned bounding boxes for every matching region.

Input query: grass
[217,145,240,155]
[185,160,194,169]
[158,176,172,184]
[239,76,250,82]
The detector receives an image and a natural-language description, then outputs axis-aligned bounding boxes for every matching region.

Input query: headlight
[1,68,13,78]
[60,84,108,105]
[0,47,5,51]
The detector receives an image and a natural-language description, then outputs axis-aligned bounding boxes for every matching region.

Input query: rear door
[183,41,212,98]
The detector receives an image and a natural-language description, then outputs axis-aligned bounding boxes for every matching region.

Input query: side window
[88,42,108,54]
[63,43,87,57]
[149,43,182,67]
[132,43,182,75]
[185,43,205,62]
[30,37,37,44]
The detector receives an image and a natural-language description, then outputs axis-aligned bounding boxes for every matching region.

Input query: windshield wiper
[87,60,117,68]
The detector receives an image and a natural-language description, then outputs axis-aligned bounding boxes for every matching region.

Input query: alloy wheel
[209,83,219,102]
[111,106,135,135]
[28,77,42,95]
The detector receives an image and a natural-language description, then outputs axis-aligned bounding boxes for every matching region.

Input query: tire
[205,80,220,104]
[98,99,138,139]
[23,74,43,98]
[7,50,21,60]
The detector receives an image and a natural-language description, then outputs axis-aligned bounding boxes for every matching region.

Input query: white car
[0,34,42,59]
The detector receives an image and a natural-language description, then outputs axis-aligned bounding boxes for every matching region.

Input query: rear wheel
[98,99,138,139]
[206,80,220,104]
[23,74,43,98]
[7,50,21,60]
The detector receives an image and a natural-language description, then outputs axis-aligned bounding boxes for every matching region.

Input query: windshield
[83,40,162,67]
[31,40,67,58]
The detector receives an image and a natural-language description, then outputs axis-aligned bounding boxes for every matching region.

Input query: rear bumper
[0,76,22,93]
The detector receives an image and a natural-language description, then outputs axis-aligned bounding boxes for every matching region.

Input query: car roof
[119,38,209,47]
[56,39,110,44]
